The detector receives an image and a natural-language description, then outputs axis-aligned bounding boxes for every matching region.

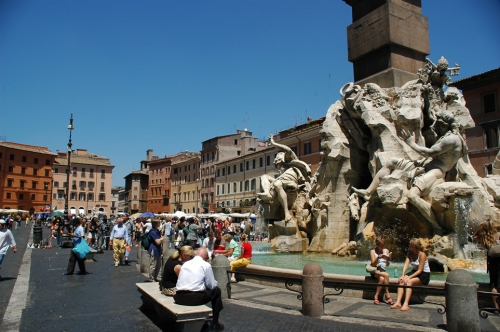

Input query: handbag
[366,263,377,274]
[72,238,91,260]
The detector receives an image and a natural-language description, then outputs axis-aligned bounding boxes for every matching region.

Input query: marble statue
[258,134,312,222]
[259,57,497,263]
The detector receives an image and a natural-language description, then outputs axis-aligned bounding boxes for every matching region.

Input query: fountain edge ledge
[235,265,492,304]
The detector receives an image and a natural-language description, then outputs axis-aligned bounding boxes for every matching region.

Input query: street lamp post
[64,114,74,225]
[44,183,49,215]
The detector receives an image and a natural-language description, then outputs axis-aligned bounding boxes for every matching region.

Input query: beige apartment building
[52,149,114,216]
[200,129,262,213]
[215,146,279,213]
[171,152,201,214]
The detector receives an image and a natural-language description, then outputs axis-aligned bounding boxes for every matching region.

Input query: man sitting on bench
[174,246,225,331]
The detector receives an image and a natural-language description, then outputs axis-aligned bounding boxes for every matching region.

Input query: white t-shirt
[0,228,16,255]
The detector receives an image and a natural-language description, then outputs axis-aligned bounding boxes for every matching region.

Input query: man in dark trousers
[174,246,224,331]
[64,218,87,275]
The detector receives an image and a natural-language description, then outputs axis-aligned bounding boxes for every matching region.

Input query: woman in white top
[391,238,431,312]
[369,237,394,305]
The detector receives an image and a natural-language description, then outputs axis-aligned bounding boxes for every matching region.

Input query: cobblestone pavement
[1,226,499,331]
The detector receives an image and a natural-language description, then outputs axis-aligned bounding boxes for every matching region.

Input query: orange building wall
[0,143,56,213]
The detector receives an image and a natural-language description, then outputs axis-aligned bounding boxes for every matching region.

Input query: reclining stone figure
[353,111,467,235]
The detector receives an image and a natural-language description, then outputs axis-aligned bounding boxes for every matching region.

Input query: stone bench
[136,282,212,332]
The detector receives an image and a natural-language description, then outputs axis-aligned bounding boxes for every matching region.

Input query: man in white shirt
[0,219,17,278]
[174,246,224,331]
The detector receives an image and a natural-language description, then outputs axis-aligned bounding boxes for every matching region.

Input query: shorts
[406,270,430,285]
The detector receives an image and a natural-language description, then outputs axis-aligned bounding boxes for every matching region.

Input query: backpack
[141,232,150,250]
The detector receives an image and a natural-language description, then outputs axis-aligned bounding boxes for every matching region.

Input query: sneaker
[213,323,224,331]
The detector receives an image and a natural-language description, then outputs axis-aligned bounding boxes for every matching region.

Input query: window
[6,193,11,199]
[79,181,86,189]
[43,194,47,201]
[22,156,27,162]
[251,179,256,190]
[485,127,499,148]
[245,180,249,191]
[31,194,36,200]
[33,169,38,176]
[227,183,230,194]
[485,164,493,176]
[34,158,38,164]
[54,168,58,173]
[240,163,243,172]
[32,181,37,189]
[72,180,77,190]
[101,169,105,178]
[99,194,105,201]
[20,180,25,189]
[72,167,77,176]
[88,193,94,201]
[483,92,497,114]
[57,190,64,199]
[46,159,50,165]
[240,181,243,192]
[233,165,236,173]
[252,159,256,169]
[259,157,263,167]
[54,181,59,188]
[304,142,312,155]
[89,168,94,178]
[45,169,49,176]
[7,179,13,187]
[222,168,225,176]
[222,185,225,194]
[19,193,24,200]
[8,165,13,172]
[217,169,220,177]
[21,167,26,174]
[88,181,94,189]
[79,193,86,201]
[233,182,237,193]
[227,166,230,175]
[227,200,231,207]
[246,161,249,170]
[234,139,238,145]
[81,168,86,177]
[216,185,220,196]
[9,154,14,160]
[70,192,77,200]
[291,146,297,154]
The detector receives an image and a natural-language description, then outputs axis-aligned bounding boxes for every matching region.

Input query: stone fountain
[258,57,500,272]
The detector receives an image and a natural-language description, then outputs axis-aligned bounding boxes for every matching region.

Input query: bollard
[211,255,230,299]
[140,248,150,273]
[302,263,324,317]
[445,269,481,332]
[33,225,43,244]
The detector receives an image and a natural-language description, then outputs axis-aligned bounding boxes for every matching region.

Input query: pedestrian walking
[109,217,128,267]
[0,219,18,279]
[123,214,133,264]
[64,218,87,275]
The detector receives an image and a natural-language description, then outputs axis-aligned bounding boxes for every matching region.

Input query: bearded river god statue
[259,57,500,265]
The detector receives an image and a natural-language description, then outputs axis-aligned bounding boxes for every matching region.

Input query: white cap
[0,219,6,224]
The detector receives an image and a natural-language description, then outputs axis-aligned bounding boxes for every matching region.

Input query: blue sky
[1,0,499,187]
